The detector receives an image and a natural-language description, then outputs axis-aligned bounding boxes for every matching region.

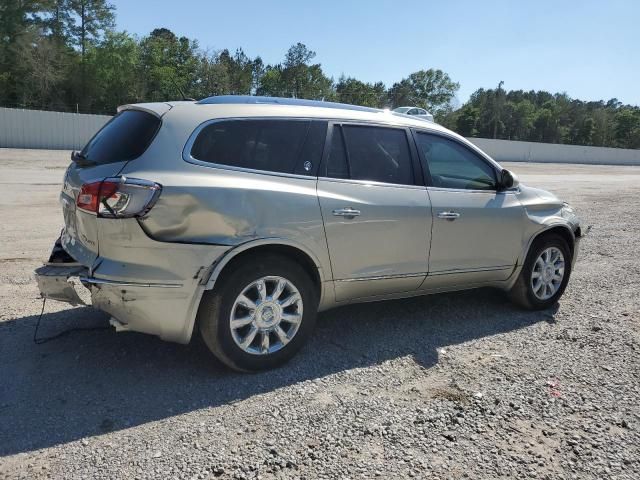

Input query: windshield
[393,107,412,114]
[80,110,161,165]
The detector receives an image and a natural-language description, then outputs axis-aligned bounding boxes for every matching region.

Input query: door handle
[437,211,460,220]
[333,208,361,218]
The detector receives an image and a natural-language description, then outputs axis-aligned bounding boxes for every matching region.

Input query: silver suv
[35,96,585,371]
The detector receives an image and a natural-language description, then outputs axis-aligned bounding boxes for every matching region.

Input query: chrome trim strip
[336,273,425,282]
[181,116,436,181]
[80,277,183,288]
[335,265,513,283]
[184,156,318,181]
[426,186,520,194]
[318,176,427,190]
[428,265,513,275]
[182,116,325,180]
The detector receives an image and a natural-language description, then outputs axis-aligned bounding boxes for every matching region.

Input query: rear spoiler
[117,102,174,118]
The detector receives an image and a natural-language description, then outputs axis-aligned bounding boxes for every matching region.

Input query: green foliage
[1,1,638,149]
[335,77,387,108]
[258,43,334,100]
[84,30,140,110]
[67,0,115,55]
[440,88,640,148]
[388,69,459,115]
[138,28,201,102]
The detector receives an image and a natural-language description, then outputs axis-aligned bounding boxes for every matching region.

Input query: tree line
[1,1,639,149]
[438,84,640,149]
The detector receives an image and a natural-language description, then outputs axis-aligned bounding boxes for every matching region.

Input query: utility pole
[493,80,504,139]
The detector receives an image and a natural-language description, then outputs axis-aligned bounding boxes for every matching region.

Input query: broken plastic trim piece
[109,317,129,332]
[79,277,183,288]
[34,264,89,305]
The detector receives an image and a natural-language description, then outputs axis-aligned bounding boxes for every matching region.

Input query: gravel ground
[1,149,639,479]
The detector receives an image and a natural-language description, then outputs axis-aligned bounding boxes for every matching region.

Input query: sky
[110,0,640,106]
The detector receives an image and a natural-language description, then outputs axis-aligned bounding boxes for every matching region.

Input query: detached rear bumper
[34,261,208,344]
[35,225,230,344]
[35,264,89,305]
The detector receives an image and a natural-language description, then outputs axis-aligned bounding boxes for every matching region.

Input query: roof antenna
[172,78,196,101]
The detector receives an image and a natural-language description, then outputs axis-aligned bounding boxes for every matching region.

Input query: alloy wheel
[229,276,303,355]
[531,246,565,300]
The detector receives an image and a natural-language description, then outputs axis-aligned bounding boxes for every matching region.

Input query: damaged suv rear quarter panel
[91,217,229,343]
[125,105,330,262]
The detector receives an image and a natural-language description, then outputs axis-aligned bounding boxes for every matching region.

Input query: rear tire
[198,254,318,371]
[509,233,572,310]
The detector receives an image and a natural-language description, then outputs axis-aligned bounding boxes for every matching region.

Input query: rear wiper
[71,150,96,167]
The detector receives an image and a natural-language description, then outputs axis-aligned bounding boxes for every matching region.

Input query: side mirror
[499,169,519,190]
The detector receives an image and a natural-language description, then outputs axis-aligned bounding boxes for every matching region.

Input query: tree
[506,99,535,140]
[84,30,140,112]
[68,0,114,58]
[614,110,640,148]
[219,48,257,95]
[256,65,286,97]
[0,0,50,106]
[388,69,459,115]
[454,105,480,137]
[67,0,115,106]
[282,42,317,97]
[45,0,73,42]
[138,28,200,102]
[492,80,504,139]
[335,76,387,108]
[24,35,68,108]
[258,43,334,100]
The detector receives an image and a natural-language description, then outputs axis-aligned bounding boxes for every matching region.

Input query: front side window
[415,132,497,190]
[190,119,326,175]
[327,125,414,185]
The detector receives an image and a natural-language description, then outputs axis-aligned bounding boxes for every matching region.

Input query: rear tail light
[76,177,162,218]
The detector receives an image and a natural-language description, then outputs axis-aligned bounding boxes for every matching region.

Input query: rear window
[189,119,327,176]
[81,110,160,165]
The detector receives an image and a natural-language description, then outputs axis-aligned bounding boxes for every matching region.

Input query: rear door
[317,123,432,301]
[60,109,161,266]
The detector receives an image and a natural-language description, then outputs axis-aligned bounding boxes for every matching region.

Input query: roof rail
[197,95,384,114]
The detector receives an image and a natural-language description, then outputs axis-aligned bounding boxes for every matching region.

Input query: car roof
[198,95,383,113]
[121,96,447,132]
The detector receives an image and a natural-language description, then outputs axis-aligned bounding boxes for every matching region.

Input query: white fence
[468,137,640,166]
[0,107,110,150]
[1,107,639,165]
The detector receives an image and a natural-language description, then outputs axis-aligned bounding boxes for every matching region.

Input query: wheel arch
[522,224,576,264]
[204,238,325,295]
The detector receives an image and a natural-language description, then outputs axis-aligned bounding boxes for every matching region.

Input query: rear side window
[190,119,326,176]
[81,110,160,165]
[328,125,414,185]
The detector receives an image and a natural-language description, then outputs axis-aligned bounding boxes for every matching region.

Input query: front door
[412,131,525,284]
[318,123,432,301]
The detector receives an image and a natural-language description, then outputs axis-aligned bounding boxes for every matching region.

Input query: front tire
[509,233,572,310]
[198,254,318,371]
